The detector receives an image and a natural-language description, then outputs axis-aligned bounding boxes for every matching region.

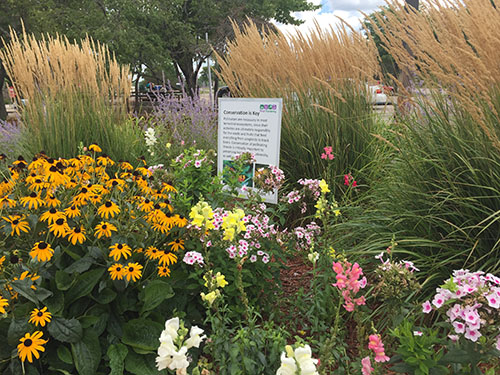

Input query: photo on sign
[253,164,273,191]
[222,160,253,187]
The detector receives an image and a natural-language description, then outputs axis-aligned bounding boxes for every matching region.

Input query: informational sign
[218,98,282,203]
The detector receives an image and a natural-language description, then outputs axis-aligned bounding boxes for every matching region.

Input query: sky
[276,0,387,35]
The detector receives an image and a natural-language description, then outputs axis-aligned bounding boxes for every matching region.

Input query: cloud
[275,0,385,36]
[327,0,386,12]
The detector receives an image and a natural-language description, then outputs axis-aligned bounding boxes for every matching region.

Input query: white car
[368,84,388,105]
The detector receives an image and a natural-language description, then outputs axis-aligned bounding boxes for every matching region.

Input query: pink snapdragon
[344,173,357,187]
[368,334,390,363]
[321,146,335,160]
[361,356,373,375]
[332,260,367,311]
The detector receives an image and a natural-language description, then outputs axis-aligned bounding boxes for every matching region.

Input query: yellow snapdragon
[221,208,246,241]
[319,179,330,193]
[189,201,215,229]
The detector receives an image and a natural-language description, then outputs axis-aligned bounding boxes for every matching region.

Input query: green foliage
[205,307,289,375]
[390,319,447,375]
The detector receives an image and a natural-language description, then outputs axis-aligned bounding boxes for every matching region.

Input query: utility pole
[205,32,213,109]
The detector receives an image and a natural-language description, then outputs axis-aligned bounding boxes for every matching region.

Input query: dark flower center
[30,192,37,198]
[38,242,48,249]
[49,166,57,172]
[56,161,64,169]
[101,224,107,230]
[105,202,112,208]
[12,220,19,225]
[24,339,33,347]
[129,267,134,272]
[37,311,43,317]
[117,244,123,249]
[112,181,118,186]
[55,218,64,225]
[74,227,81,233]
[175,239,180,243]
[116,267,121,271]
[154,204,161,210]
[35,179,41,184]
[49,208,57,214]
[144,199,150,204]
[10,255,19,264]
[81,188,88,194]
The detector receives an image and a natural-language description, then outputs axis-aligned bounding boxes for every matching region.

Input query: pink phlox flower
[452,321,466,334]
[359,276,367,289]
[361,357,373,375]
[448,334,459,342]
[462,307,480,325]
[432,293,446,309]
[374,252,385,261]
[464,328,481,342]
[446,304,462,321]
[486,292,500,308]
[422,301,432,313]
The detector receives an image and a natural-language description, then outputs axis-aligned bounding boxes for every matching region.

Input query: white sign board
[218,98,282,203]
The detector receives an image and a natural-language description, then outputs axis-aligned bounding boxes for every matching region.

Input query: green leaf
[57,345,73,365]
[440,348,471,364]
[71,330,101,375]
[121,319,162,352]
[93,288,117,304]
[56,271,74,291]
[11,279,38,304]
[140,280,174,314]
[35,287,53,301]
[66,268,105,304]
[107,343,128,375]
[64,256,94,274]
[7,318,29,346]
[124,351,158,375]
[48,317,83,343]
[45,291,64,315]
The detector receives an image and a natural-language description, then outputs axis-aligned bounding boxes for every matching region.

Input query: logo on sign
[259,104,277,112]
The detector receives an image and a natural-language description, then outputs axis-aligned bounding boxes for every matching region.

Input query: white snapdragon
[156,317,206,374]
[144,127,158,156]
[276,344,319,375]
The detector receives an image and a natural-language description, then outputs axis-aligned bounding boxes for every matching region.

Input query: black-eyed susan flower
[17,331,47,363]
[30,241,54,262]
[72,187,92,206]
[124,262,143,282]
[28,307,52,327]
[3,215,30,236]
[97,154,114,167]
[106,178,125,192]
[137,198,154,213]
[94,222,117,239]
[0,297,8,314]
[12,156,28,170]
[12,271,40,291]
[89,143,102,152]
[161,182,177,193]
[151,222,170,234]
[64,205,81,218]
[158,251,177,266]
[48,217,70,238]
[46,165,68,186]
[145,246,162,260]
[28,177,46,192]
[0,196,16,209]
[157,265,171,277]
[68,226,86,245]
[174,214,188,228]
[119,161,133,170]
[109,243,132,261]
[168,238,185,252]
[97,201,120,219]
[20,192,45,209]
[108,264,125,280]
[39,208,64,225]
[45,193,61,208]
[89,194,102,205]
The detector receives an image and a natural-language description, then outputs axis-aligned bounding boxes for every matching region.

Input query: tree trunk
[134,72,141,114]
[0,62,7,121]
[176,56,197,97]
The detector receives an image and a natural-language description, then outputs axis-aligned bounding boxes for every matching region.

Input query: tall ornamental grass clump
[0,29,144,160]
[216,21,382,193]
[335,0,500,289]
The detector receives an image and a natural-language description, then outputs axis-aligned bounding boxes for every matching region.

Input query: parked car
[368,83,389,105]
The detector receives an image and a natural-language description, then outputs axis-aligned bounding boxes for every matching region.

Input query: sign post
[218,98,282,203]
